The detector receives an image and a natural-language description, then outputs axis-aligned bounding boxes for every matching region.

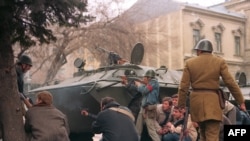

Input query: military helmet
[18,55,33,66]
[144,69,156,78]
[194,39,213,52]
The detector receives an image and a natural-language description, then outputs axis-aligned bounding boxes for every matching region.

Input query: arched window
[232,27,243,56]
[190,19,204,48]
[212,23,225,53]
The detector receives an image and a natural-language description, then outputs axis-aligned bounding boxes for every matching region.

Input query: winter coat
[25,104,70,141]
[178,53,244,122]
[92,101,139,141]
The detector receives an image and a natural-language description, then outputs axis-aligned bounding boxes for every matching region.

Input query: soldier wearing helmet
[193,39,213,52]
[134,69,161,141]
[177,39,246,141]
[16,55,33,109]
[18,55,33,66]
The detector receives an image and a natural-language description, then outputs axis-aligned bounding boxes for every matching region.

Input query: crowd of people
[5,39,250,141]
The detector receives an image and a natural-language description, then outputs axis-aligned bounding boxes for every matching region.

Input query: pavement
[93,134,102,141]
[0,134,102,141]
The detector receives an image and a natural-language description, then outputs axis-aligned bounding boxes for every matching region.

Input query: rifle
[19,92,33,108]
[179,106,189,141]
[179,93,190,141]
[96,46,121,65]
[96,46,111,54]
[119,76,146,85]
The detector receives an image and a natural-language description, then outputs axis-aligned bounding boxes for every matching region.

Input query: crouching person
[24,91,70,141]
[82,96,139,141]
[162,106,197,141]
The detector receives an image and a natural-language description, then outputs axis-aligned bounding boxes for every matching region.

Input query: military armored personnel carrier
[28,43,250,141]
[28,43,183,141]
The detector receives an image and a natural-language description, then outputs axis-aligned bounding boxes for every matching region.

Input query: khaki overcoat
[178,53,244,122]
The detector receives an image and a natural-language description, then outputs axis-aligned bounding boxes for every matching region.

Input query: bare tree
[27,0,146,86]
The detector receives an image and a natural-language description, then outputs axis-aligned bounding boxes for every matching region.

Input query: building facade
[127,0,250,84]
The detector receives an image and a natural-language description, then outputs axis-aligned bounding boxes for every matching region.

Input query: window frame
[215,32,222,52]
[193,29,200,47]
[234,36,241,56]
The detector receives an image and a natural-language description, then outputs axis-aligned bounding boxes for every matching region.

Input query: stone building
[26,0,250,88]
[123,0,250,84]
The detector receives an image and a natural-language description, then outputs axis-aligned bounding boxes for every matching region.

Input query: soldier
[177,39,246,141]
[16,55,33,109]
[135,69,161,141]
[121,70,142,121]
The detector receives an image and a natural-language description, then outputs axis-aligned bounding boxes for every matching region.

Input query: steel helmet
[144,69,156,78]
[194,39,213,52]
[18,55,33,66]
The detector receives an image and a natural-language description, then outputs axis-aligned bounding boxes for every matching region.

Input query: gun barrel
[96,46,111,54]
[118,76,144,84]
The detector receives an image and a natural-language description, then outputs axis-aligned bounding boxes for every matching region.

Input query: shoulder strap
[109,107,135,122]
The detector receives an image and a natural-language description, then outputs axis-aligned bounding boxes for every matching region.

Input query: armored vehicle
[28,43,250,141]
[28,43,183,141]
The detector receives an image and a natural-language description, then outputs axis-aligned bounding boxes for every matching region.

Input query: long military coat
[178,53,244,122]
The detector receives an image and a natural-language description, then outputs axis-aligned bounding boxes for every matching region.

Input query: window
[193,29,200,47]
[212,24,225,53]
[232,27,243,56]
[190,19,204,50]
[215,33,222,52]
[235,36,241,56]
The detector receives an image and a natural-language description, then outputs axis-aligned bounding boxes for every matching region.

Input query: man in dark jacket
[81,97,139,141]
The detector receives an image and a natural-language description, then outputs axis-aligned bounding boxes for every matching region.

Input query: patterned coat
[25,104,70,141]
[178,53,245,122]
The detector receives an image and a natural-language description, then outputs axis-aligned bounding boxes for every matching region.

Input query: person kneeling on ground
[81,96,139,141]
[162,106,197,141]
[24,91,70,141]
